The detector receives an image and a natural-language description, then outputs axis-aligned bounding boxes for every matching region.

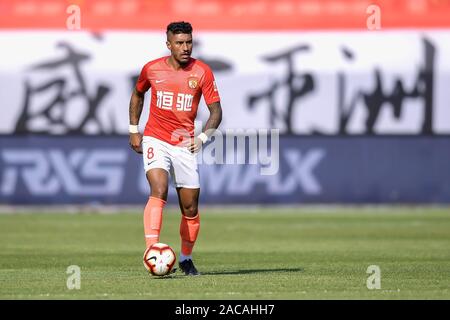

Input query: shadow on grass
[150,267,304,279]
[201,267,304,276]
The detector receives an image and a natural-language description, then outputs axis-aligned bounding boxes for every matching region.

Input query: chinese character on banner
[247,45,315,134]
[15,41,111,134]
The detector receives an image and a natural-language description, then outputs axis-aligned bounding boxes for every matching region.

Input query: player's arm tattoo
[129,88,145,125]
[204,101,222,135]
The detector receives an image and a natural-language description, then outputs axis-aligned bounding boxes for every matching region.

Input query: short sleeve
[135,64,151,93]
[201,66,220,105]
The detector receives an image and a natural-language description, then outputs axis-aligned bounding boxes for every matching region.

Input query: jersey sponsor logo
[155,79,166,84]
[213,80,218,92]
[176,93,193,111]
[156,90,193,111]
[156,91,174,110]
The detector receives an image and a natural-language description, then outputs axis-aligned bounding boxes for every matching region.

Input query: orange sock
[143,196,166,248]
[180,213,200,256]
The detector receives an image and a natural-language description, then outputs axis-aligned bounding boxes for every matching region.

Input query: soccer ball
[143,243,177,276]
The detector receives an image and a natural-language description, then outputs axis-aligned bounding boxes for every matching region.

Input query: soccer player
[128,21,222,276]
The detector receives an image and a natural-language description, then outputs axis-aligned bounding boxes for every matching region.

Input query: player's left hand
[188,137,203,153]
[129,133,143,154]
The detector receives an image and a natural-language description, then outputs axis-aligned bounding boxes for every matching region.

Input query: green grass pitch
[0,207,449,299]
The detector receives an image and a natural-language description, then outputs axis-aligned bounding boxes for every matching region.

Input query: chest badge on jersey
[188,77,199,89]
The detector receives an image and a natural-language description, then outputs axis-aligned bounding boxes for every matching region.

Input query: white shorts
[142,136,200,189]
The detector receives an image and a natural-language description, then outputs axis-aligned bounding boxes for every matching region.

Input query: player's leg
[176,187,201,275]
[177,187,200,256]
[142,137,171,248]
[143,168,168,248]
[170,143,201,275]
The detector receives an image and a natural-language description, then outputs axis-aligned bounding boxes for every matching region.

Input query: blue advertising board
[0,136,449,204]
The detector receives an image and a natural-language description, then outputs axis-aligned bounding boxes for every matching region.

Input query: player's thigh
[170,146,200,189]
[146,168,169,200]
[142,137,171,199]
[176,187,200,217]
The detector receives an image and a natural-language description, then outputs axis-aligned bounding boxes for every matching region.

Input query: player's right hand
[129,133,143,154]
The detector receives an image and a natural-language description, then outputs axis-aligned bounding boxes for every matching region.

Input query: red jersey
[135,56,220,145]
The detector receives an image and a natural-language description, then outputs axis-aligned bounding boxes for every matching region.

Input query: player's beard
[178,53,191,65]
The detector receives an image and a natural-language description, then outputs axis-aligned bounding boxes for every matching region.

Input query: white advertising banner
[1,30,449,135]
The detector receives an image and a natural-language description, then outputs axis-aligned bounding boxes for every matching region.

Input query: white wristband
[129,125,139,134]
[197,132,208,144]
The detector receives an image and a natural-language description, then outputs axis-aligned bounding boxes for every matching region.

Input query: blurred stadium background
[0,0,450,206]
[0,0,449,300]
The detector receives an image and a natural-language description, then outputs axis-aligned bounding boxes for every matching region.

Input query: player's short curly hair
[166,21,193,36]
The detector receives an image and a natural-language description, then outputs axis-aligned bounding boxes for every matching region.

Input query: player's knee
[182,203,198,217]
[151,186,168,200]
